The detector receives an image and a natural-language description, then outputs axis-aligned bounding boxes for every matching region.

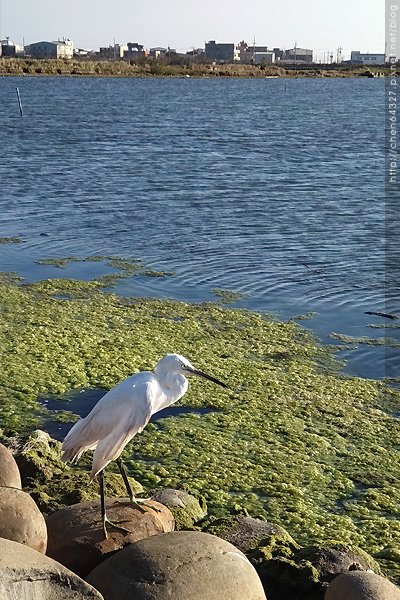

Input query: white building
[28,38,73,59]
[350,51,385,65]
[237,43,275,64]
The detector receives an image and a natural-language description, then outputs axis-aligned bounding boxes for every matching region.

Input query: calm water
[0,76,397,380]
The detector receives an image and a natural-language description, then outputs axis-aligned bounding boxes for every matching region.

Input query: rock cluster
[0,432,399,600]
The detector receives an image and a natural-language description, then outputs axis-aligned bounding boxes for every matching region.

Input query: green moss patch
[0,236,23,244]
[212,288,247,304]
[0,273,399,576]
[330,332,400,348]
[35,255,175,281]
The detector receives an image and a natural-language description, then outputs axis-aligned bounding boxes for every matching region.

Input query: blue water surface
[0,76,397,380]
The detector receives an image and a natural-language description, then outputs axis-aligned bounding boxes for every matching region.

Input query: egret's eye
[181,363,186,369]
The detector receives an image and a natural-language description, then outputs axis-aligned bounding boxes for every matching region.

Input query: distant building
[98,44,128,60]
[73,48,94,58]
[282,48,313,63]
[350,51,385,65]
[205,40,239,63]
[1,37,24,57]
[27,39,73,59]
[273,48,285,61]
[125,42,146,59]
[237,42,274,64]
[185,48,205,61]
[149,47,168,58]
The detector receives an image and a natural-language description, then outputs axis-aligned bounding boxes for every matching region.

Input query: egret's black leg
[99,469,107,536]
[116,457,161,513]
[98,468,131,538]
[116,457,135,501]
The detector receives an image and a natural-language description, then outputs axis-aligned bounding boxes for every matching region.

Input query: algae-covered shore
[0,57,390,78]
[0,266,399,575]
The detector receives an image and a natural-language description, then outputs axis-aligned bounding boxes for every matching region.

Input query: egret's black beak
[187,367,228,388]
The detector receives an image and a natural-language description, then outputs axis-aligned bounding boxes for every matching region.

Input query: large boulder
[0,487,47,553]
[0,442,22,489]
[0,536,103,600]
[46,497,174,577]
[325,571,400,599]
[152,488,207,529]
[87,530,267,600]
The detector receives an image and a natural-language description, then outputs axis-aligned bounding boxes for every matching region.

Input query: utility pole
[294,40,297,64]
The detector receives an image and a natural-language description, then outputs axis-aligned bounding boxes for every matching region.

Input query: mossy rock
[255,555,321,599]
[14,430,143,514]
[250,542,381,600]
[374,547,400,584]
[151,488,207,529]
[294,543,381,581]
[204,514,298,556]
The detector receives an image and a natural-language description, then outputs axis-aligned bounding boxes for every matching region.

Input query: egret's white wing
[61,373,158,469]
[90,380,156,477]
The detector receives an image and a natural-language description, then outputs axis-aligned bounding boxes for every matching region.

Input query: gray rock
[0,487,47,553]
[0,536,103,599]
[87,530,267,600]
[151,488,207,529]
[46,497,174,577]
[0,442,22,489]
[206,514,297,553]
[325,571,400,599]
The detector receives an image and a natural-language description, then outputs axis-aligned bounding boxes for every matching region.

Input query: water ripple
[0,77,394,379]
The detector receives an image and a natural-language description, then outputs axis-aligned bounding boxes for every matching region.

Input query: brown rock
[46,497,174,577]
[325,571,400,599]
[87,530,267,600]
[0,487,47,553]
[0,536,103,599]
[0,442,22,489]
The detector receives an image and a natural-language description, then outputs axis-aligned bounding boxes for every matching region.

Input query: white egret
[61,353,227,537]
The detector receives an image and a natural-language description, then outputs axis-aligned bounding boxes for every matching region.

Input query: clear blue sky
[1,0,384,59]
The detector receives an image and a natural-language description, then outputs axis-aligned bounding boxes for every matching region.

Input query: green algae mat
[0,271,399,560]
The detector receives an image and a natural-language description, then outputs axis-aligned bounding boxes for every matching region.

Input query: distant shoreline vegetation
[0,57,390,78]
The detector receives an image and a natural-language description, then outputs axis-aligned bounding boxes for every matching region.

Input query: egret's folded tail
[61,417,98,465]
[61,447,85,464]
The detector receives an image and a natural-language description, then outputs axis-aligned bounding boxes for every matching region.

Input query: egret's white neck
[156,370,188,402]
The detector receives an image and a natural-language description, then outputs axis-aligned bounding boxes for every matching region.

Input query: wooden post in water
[16,87,23,116]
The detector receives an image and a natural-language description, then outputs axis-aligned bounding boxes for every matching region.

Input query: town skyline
[1,0,384,62]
